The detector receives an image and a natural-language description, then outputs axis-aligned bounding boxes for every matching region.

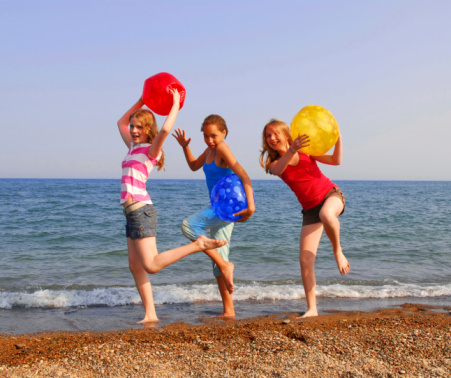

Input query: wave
[1,281,451,310]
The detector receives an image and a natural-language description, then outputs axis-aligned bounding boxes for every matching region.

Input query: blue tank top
[203,151,233,196]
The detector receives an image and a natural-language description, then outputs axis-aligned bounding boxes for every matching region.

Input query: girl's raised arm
[172,128,208,171]
[311,135,342,166]
[148,89,181,159]
[269,134,310,176]
[216,143,255,222]
[117,97,145,148]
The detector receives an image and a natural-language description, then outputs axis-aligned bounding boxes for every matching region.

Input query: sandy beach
[1,303,450,377]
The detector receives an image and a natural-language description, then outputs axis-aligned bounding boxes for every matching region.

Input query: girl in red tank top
[259,119,350,318]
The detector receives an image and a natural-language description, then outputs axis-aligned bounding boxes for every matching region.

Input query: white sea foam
[1,282,450,309]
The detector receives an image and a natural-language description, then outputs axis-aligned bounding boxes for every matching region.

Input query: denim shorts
[302,187,345,226]
[180,204,234,278]
[124,204,158,239]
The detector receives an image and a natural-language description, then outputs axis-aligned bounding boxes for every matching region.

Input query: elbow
[188,162,198,171]
[270,168,282,176]
[331,155,342,166]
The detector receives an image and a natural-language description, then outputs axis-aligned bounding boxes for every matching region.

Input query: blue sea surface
[0,179,450,334]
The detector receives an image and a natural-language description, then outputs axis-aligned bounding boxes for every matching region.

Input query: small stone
[282,319,290,324]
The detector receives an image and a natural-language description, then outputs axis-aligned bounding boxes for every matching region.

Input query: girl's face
[129,117,149,144]
[265,124,288,152]
[203,124,226,150]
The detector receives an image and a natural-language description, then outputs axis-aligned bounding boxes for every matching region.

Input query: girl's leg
[204,248,235,294]
[210,222,235,316]
[299,223,324,318]
[319,196,350,275]
[128,235,227,322]
[127,238,158,323]
[216,275,235,317]
[132,235,228,274]
[181,207,235,294]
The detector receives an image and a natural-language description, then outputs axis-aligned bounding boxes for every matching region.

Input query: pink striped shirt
[120,143,161,204]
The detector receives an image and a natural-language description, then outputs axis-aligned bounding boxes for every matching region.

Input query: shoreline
[1,295,450,335]
[1,303,450,377]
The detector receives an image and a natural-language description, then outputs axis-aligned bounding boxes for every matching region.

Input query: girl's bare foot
[220,262,235,294]
[138,316,159,324]
[196,235,228,250]
[214,312,235,318]
[297,309,318,318]
[334,247,350,275]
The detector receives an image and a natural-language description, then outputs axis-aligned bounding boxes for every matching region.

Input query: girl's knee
[129,260,143,276]
[319,210,339,226]
[145,265,160,275]
[181,219,197,240]
[300,250,316,267]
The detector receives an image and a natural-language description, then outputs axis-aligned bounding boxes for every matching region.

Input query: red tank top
[281,152,335,210]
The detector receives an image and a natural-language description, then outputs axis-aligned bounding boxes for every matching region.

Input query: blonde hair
[130,109,165,170]
[259,119,293,174]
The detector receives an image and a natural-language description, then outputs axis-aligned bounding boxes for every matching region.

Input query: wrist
[288,146,296,154]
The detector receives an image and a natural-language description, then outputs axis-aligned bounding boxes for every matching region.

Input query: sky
[1,0,450,181]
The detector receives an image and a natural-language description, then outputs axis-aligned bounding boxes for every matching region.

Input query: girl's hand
[172,128,191,147]
[169,88,181,108]
[291,134,310,152]
[233,206,255,223]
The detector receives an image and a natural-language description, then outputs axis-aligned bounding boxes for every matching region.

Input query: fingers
[232,209,252,222]
[169,88,181,104]
[171,128,190,146]
[292,134,310,150]
[172,128,184,138]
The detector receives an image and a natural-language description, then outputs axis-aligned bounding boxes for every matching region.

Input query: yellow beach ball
[290,105,339,156]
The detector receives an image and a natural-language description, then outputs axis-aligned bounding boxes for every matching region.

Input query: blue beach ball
[210,174,249,222]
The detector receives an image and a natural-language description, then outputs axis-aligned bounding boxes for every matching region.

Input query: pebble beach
[1,303,450,377]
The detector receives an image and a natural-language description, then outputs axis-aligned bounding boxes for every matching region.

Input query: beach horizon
[1,303,450,377]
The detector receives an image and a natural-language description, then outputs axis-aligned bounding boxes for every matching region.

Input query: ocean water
[0,179,450,334]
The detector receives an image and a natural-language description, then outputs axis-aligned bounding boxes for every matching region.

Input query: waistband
[123,201,147,216]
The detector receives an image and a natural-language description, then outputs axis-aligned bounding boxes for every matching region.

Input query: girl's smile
[129,117,148,144]
[203,124,226,150]
[265,125,287,152]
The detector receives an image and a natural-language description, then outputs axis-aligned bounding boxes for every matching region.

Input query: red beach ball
[142,72,186,116]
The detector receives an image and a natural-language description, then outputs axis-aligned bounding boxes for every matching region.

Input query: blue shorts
[181,205,234,278]
[125,204,158,240]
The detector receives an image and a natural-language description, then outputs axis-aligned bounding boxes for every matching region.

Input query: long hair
[201,114,229,138]
[259,119,293,174]
[130,109,165,171]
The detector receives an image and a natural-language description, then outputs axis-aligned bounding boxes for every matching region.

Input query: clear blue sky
[1,0,450,180]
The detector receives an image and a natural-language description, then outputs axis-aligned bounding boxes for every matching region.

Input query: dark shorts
[125,204,158,239]
[302,187,345,226]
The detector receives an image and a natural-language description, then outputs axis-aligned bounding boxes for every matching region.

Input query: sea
[0,179,450,334]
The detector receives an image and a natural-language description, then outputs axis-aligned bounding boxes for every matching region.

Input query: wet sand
[1,303,450,377]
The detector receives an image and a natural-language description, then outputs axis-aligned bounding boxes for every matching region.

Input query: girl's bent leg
[127,238,158,322]
[210,222,235,294]
[181,207,235,294]
[204,248,235,294]
[299,223,324,318]
[132,235,228,274]
[216,275,235,317]
[319,196,350,276]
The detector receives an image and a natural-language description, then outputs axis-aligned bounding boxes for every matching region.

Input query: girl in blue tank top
[173,114,255,318]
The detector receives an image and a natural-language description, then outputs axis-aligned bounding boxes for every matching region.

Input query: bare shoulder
[216,141,234,157]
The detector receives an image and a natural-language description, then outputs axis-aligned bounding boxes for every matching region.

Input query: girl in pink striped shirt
[118,89,228,324]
